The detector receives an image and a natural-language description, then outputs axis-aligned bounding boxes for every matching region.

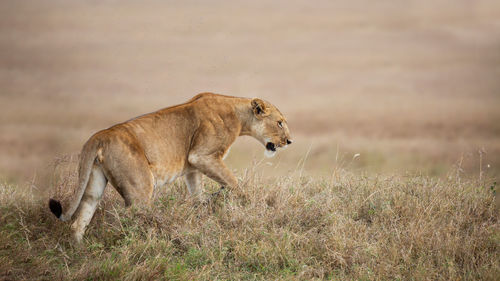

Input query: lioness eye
[277,121,283,128]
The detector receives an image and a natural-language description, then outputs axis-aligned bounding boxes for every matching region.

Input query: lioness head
[250,98,293,157]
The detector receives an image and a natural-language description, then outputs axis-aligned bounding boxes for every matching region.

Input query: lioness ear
[251,98,269,117]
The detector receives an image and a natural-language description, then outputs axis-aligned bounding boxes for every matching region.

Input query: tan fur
[53,93,292,242]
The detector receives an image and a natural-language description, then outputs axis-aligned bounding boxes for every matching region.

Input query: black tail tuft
[49,199,62,219]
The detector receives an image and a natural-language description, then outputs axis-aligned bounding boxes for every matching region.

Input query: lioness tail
[48,198,63,218]
[48,138,99,221]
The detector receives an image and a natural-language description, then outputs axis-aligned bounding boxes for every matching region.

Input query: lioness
[49,93,292,242]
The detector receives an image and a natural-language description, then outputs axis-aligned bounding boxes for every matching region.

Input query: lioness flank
[49,93,292,242]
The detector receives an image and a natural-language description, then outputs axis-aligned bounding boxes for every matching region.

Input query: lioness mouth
[266,142,276,152]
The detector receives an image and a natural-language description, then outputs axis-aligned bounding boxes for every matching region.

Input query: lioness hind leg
[99,139,155,207]
[109,167,154,207]
[71,164,107,243]
[102,159,155,207]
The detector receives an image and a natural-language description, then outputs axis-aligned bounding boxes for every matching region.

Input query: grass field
[1,0,500,280]
[1,0,500,183]
[1,160,499,280]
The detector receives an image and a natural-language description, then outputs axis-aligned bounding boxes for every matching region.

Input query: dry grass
[1,0,500,183]
[1,1,500,279]
[1,157,498,280]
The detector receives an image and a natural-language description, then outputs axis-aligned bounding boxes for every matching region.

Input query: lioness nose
[286,139,293,145]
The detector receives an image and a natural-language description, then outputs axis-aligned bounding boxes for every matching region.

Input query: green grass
[0,167,498,280]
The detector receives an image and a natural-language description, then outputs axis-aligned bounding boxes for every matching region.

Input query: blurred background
[1,0,499,187]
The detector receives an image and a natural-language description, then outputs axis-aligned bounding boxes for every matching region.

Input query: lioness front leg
[184,169,203,201]
[187,154,238,191]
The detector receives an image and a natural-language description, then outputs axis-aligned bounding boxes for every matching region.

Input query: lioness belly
[151,165,185,188]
